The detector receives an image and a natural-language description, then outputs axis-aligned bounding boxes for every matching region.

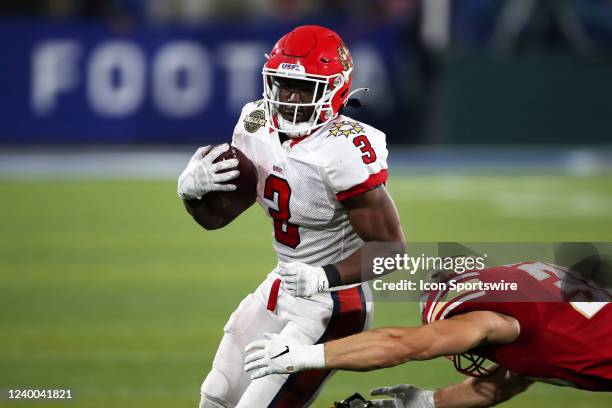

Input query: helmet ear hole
[332,76,344,89]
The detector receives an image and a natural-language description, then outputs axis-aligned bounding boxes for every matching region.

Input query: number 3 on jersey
[353,135,377,164]
[264,175,300,248]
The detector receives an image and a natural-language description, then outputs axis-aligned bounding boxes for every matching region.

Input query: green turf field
[1,174,611,407]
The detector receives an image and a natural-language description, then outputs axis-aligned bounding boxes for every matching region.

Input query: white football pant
[199,273,372,407]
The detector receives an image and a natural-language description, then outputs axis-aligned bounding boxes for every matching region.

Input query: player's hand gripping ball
[206,144,257,218]
[178,143,257,220]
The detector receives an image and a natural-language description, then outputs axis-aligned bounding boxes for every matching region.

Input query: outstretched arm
[324,311,519,371]
[244,311,520,378]
[434,366,533,408]
[367,366,533,408]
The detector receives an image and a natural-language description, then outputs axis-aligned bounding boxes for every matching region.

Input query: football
[206,145,258,216]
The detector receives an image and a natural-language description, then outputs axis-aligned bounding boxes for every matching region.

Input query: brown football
[204,145,257,218]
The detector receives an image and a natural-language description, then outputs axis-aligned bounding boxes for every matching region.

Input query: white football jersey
[232,100,388,266]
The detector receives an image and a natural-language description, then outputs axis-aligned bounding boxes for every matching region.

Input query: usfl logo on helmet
[279,63,305,73]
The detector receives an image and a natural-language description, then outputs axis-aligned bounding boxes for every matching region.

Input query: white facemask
[262,67,350,138]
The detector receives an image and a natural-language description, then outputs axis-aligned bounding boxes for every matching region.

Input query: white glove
[276,262,329,297]
[177,144,240,199]
[243,333,325,380]
[370,384,435,408]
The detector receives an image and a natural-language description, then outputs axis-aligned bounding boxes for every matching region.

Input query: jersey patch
[244,109,266,133]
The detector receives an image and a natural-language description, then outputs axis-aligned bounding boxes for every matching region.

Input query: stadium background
[1,1,611,407]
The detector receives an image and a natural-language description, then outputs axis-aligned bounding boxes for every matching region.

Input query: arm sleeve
[323,130,389,202]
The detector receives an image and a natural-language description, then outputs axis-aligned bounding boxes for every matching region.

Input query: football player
[244,262,612,406]
[177,25,406,407]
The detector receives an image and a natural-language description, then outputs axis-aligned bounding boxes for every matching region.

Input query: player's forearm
[323,327,422,370]
[330,247,365,286]
[434,379,498,408]
[331,241,407,286]
[434,367,533,408]
[331,186,406,286]
[183,199,230,230]
[323,318,491,371]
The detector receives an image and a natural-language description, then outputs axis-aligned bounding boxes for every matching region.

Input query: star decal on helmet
[328,120,364,137]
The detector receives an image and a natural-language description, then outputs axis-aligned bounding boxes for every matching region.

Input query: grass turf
[1,174,611,407]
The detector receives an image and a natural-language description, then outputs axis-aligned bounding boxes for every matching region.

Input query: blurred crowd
[0,0,419,23]
[2,0,612,53]
[1,0,610,145]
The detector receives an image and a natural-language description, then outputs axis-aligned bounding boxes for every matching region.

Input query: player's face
[273,77,322,123]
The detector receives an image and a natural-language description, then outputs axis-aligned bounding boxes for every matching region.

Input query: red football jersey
[420,262,612,391]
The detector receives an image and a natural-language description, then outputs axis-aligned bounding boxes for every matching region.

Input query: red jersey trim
[336,169,388,202]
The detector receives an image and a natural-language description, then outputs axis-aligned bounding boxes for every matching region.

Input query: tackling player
[177,25,406,407]
[244,262,612,406]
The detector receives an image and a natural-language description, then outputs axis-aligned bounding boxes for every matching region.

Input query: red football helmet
[262,25,355,137]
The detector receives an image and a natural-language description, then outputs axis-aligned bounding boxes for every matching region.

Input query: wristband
[322,264,342,288]
[293,344,326,370]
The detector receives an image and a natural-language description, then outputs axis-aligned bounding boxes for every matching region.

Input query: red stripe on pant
[267,278,282,312]
[268,286,366,408]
